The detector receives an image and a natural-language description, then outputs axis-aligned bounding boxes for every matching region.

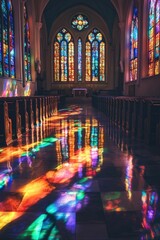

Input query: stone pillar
[118,21,125,73]
[34,22,42,61]
[34,22,42,94]
[118,21,125,95]
[20,0,26,86]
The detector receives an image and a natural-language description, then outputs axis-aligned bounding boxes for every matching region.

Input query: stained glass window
[148,0,160,76]
[9,0,15,78]
[85,28,105,82]
[129,6,138,81]
[71,14,89,31]
[0,0,15,78]
[155,0,160,74]
[53,28,74,82]
[78,38,82,81]
[0,2,3,76]
[24,3,31,81]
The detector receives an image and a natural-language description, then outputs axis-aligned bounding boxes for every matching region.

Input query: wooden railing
[92,95,160,148]
[0,95,65,146]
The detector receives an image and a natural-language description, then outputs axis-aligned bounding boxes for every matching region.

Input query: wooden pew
[26,97,34,129]
[0,101,12,146]
[0,98,22,139]
[18,98,29,133]
[31,97,39,126]
[125,97,135,133]
[144,99,160,145]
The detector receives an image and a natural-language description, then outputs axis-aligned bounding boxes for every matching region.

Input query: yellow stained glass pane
[85,42,91,81]
[100,42,105,81]
[149,62,154,76]
[68,42,74,81]
[54,42,60,81]
[155,60,160,74]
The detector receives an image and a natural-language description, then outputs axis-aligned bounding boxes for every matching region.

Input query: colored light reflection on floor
[20,176,92,239]
[141,190,159,239]
[0,105,105,238]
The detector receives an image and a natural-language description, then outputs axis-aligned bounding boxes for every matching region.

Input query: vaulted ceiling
[43,0,118,36]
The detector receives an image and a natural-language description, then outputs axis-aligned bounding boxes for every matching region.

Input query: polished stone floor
[0,97,160,240]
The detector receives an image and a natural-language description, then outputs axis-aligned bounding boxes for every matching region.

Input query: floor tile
[76,223,108,240]
[104,211,142,238]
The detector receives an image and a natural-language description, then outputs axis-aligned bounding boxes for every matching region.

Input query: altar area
[72,88,87,97]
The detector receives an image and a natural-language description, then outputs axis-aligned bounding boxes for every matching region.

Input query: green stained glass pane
[65,33,71,42]
[96,33,102,42]
[57,33,63,42]
[88,33,95,42]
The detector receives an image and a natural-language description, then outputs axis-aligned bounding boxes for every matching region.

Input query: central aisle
[0,97,160,240]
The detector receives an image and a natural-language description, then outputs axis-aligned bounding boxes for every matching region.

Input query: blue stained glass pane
[92,41,99,81]
[78,38,82,81]
[9,0,15,77]
[24,3,31,81]
[1,0,16,78]
[2,0,9,76]
[134,48,138,58]
[155,46,159,58]
[61,41,68,81]
[133,27,138,39]
[7,0,12,10]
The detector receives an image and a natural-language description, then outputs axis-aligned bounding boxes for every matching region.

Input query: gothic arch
[46,5,111,92]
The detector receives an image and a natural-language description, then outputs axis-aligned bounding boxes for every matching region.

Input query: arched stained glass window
[148,0,160,76]
[53,28,74,82]
[24,3,31,81]
[85,28,105,82]
[0,0,15,78]
[129,5,138,81]
[78,38,82,81]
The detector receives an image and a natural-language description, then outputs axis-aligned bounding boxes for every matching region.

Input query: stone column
[34,22,42,62]
[20,0,26,86]
[118,21,125,73]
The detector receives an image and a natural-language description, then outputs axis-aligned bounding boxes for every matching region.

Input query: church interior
[0,0,160,239]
